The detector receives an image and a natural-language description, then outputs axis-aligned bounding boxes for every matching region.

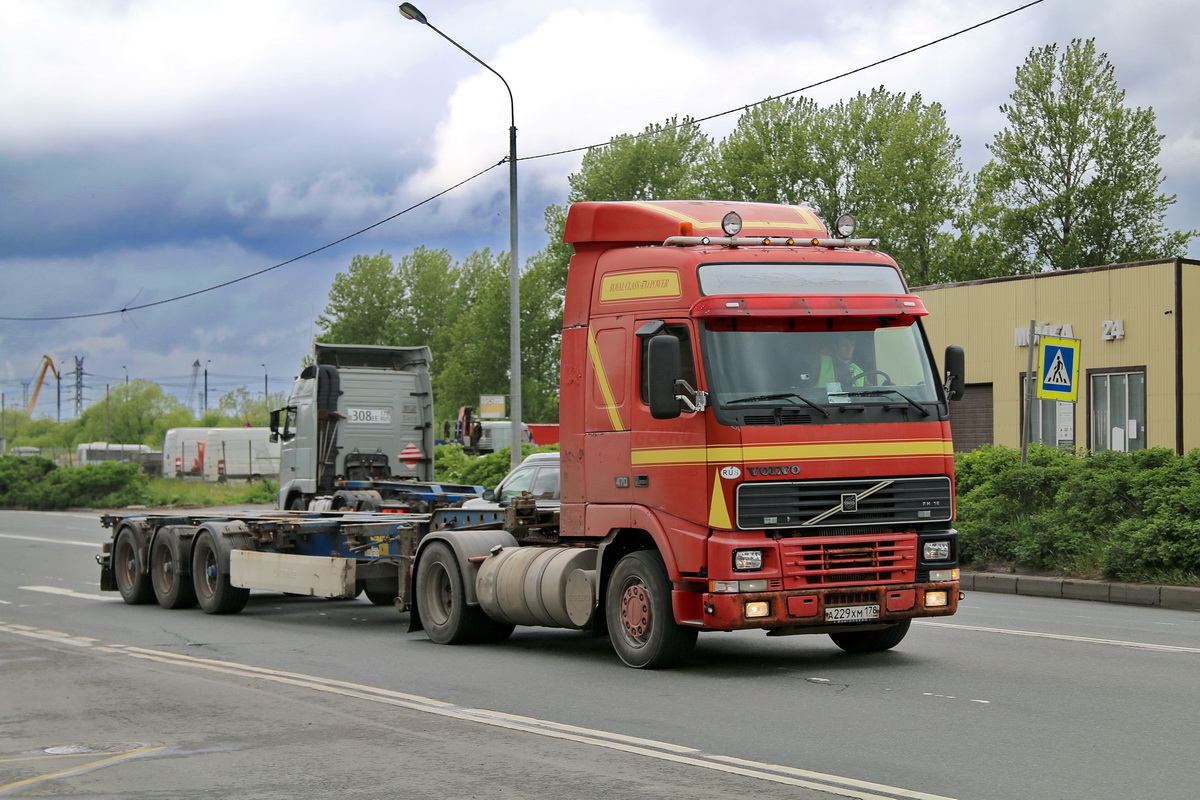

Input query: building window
[1089,369,1146,452]
[1021,374,1076,448]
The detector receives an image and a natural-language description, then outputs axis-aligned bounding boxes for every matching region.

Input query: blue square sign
[1038,336,1080,401]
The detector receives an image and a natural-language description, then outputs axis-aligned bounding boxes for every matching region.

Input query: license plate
[825,604,881,623]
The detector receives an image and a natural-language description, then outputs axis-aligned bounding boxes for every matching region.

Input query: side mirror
[483,488,495,502]
[268,409,282,443]
[943,345,965,401]
[647,334,683,419]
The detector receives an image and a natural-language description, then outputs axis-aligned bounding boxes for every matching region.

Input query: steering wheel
[854,370,893,386]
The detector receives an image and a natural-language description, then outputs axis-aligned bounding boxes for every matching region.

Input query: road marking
[0,746,164,792]
[0,622,958,800]
[917,621,1200,654]
[0,533,99,548]
[20,586,119,602]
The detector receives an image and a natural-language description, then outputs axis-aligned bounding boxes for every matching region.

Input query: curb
[962,572,1200,612]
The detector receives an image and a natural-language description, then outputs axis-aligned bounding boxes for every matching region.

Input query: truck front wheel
[606,550,697,669]
[829,619,911,653]
[416,541,513,645]
[114,527,154,605]
[191,530,250,615]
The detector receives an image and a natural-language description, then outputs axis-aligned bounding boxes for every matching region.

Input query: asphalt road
[2,508,1198,800]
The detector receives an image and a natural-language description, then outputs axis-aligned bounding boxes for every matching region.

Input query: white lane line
[20,586,119,602]
[917,621,1200,654]
[0,533,100,548]
[0,622,958,800]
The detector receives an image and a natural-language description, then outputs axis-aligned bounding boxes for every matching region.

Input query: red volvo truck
[411,199,965,667]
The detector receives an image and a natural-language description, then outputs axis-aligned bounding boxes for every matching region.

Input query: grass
[139,477,278,508]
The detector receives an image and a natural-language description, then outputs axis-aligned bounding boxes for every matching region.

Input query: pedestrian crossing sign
[1037,335,1080,402]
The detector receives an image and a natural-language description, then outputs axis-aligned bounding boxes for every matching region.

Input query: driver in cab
[818,333,864,390]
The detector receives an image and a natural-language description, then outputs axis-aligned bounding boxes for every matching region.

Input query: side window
[639,324,697,404]
[498,467,536,501]
[530,467,560,500]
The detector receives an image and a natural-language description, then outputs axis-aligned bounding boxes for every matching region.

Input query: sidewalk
[962,572,1200,612]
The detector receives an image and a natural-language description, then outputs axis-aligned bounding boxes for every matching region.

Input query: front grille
[781,535,917,587]
[736,476,951,530]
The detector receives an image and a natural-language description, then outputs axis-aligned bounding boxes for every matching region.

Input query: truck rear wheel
[606,550,696,669]
[113,527,154,605]
[191,530,250,615]
[416,541,513,644]
[829,620,911,653]
[150,533,197,609]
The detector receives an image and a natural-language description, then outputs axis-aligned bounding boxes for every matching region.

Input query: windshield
[702,321,940,412]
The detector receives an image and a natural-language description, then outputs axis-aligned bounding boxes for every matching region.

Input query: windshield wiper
[839,388,930,417]
[726,392,831,417]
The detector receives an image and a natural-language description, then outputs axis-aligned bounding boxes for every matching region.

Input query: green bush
[955,445,1200,585]
[432,443,559,491]
[0,456,148,510]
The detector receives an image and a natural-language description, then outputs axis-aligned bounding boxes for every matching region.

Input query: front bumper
[693,580,959,631]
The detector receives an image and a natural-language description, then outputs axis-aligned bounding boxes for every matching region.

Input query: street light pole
[399,3,522,470]
[261,364,268,400]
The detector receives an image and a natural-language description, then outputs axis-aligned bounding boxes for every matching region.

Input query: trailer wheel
[191,530,250,615]
[416,541,513,645]
[606,550,696,669]
[150,533,197,609]
[113,527,154,605]
[829,620,911,653]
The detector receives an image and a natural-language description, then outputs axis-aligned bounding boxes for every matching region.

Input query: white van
[162,427,209,477]
[202,428,280,482]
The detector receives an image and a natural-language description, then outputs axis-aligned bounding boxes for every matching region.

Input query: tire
[191,530,250,615]
[364,586,396,606]
[113,527,154,605]
[416,541,514,645]
[829,619,911,653]
[288,495,307,511]
[606,550,697,669]
[150,533,197,609]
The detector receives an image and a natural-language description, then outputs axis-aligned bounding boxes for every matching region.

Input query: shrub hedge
[0,456,148,510]
[955,444,1200,585]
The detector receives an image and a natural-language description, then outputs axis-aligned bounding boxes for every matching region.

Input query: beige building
[916,258,1200,454]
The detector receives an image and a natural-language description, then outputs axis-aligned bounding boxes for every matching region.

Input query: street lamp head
[398,3,428,24]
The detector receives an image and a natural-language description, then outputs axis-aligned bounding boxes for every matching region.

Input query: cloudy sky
[2,0,1197,422]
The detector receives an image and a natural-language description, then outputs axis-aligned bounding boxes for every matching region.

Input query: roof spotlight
[721,211,743,237]
[835,214,857,238]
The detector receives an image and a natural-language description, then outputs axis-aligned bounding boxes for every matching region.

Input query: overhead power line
[0,0,1044,323]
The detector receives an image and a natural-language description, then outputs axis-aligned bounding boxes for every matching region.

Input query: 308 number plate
[825,604,881,623]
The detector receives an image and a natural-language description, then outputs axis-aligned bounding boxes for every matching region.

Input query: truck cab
[554,200,964,664]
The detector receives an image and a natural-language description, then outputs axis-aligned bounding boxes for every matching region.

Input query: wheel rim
[115,536,137,591]
[197,543,218,600]
[619,580,652,646]
[424,563,452,626]
[153,547,174,593]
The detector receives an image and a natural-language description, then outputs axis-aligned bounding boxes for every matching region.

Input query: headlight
[733,549,763,571]
[923,540,952,561]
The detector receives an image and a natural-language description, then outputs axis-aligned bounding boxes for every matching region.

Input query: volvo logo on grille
[841,493,858,513]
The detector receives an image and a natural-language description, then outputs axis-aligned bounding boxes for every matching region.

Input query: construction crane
[27,355,59,415]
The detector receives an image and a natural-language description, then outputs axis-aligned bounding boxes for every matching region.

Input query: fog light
[733,549,763,571]
[923,540,952,561]
[745,601,771,618]
[929,568,959,582]
[925,590,949,608]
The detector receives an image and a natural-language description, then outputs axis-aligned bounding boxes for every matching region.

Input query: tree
[74,380,190,446]
[977,38,1194,272]
[707,90,969,286]
[436,249,512,421]
[315,252,404,345]
[569,116,714,203]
